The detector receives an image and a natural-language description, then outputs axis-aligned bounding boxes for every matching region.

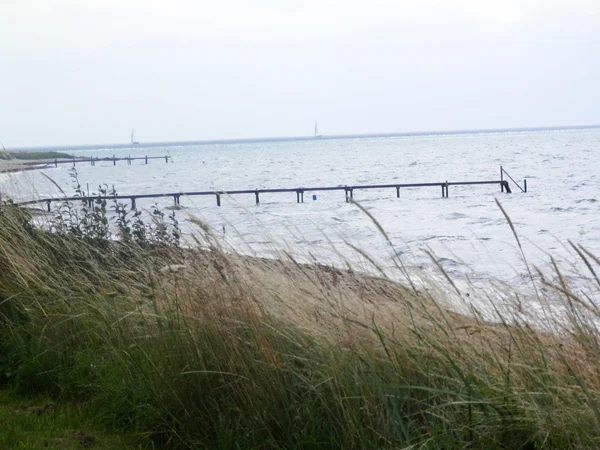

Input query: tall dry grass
[0,201,600,448]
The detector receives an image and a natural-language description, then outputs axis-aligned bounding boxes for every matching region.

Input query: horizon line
[8,123,600,152]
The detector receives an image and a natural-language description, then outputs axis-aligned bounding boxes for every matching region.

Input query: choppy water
[3,128,600,291]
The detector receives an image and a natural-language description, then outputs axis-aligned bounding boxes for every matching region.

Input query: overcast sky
[1,0,599,147]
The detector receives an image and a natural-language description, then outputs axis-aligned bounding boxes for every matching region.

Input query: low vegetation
[0,389,141,449]
[1,188,600,448]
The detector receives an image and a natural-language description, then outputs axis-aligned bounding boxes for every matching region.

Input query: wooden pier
[22,155,171,168]
[17,168,527,212]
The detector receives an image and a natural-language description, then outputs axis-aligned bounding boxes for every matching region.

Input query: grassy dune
[0,151,74,161]
[1,203,600,448]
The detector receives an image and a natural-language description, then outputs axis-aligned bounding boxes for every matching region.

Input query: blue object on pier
[312,194,317,201]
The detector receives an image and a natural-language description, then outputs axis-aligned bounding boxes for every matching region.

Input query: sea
[3,127,600,300]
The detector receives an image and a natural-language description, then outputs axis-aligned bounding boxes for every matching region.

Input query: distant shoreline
[8,123,600,153]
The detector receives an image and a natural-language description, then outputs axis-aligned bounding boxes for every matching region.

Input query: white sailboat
[314,122,322,138]
[131,129,139,145]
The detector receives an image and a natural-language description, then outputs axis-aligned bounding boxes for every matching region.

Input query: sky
[1,0,599,147]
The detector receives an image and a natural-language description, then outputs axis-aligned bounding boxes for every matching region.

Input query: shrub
[49,168,180,247]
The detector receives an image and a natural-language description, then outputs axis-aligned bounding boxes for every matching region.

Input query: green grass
[1,202,600,448]
[0,151,74,160]
[0,388,145,449]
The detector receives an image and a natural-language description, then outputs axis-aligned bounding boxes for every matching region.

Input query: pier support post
[165,156,169,163]
[500,166,504,192]
[46,201,51,212]
[216,193,221,207]
[113,155,116,166]
[145,156,148,164]
[255,190,260,204]
[345,188,353,202]
[524,179,527,193]
[396,186,400,198]
[131,197,136,209]
[502,181,512,193]
[54,158,58,168]
[441,183,449,198]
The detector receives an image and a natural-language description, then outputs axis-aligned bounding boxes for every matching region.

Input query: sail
[314,122,318,137]
[131,129,139,144]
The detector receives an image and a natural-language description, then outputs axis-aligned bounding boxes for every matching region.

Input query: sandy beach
[0,157,72,174]
[0,158,29,173]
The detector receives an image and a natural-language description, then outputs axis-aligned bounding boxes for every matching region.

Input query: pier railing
[16,169,526,211]
[500,166,527,193]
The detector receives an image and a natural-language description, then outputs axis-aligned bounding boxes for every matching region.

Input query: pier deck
[17,175,526,211]
[22,155,171,168]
